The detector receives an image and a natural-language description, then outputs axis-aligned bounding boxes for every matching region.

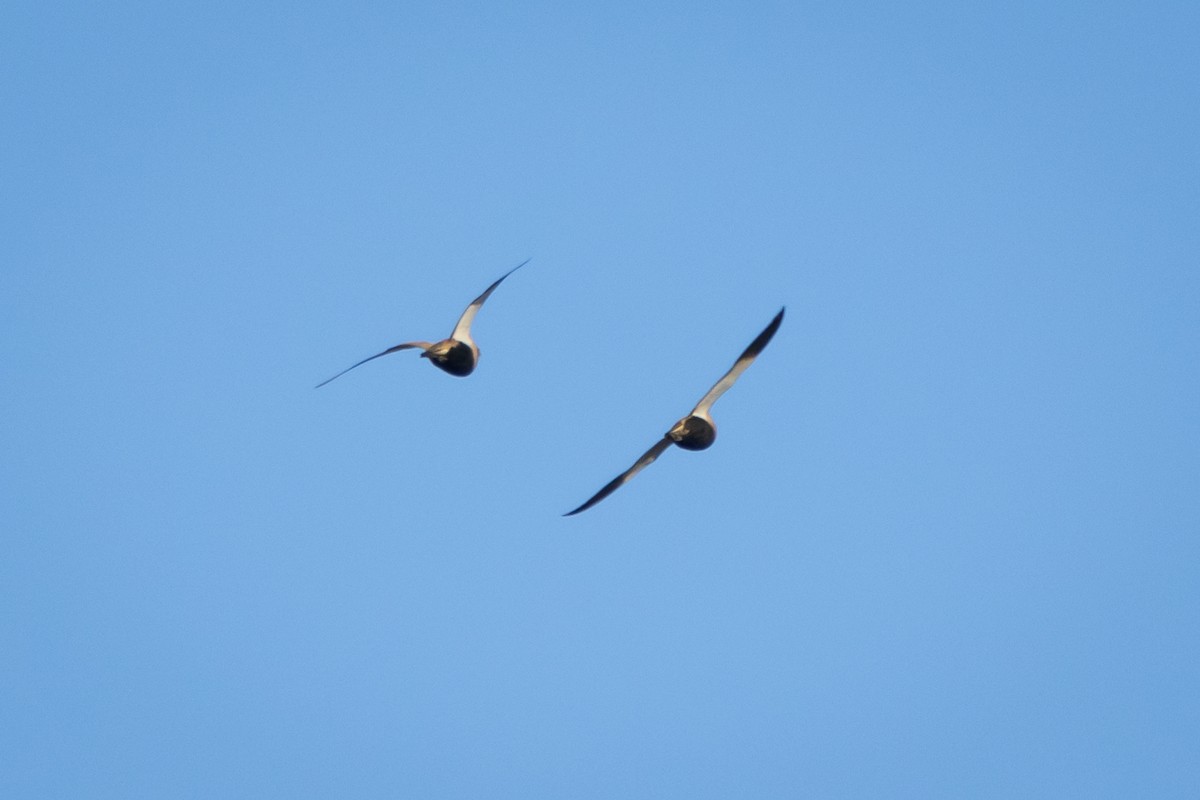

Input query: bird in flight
[564,307,785,516]
[316,259,529,388]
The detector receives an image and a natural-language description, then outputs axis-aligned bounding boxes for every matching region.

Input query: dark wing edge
[314,342,429,388]
[563,437,673,516]
[739,306,785,365]
[473,257,531,307]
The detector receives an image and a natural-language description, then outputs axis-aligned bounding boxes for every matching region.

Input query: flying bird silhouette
[316,259,529,388]
[564,307,785,516]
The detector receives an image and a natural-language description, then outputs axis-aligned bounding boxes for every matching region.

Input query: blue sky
[3,2,1198,797]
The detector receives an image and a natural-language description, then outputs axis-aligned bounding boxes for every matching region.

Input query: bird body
[668,414,716,451]
[420,339,477,377]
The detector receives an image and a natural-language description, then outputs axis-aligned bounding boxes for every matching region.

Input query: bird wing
[314,342,433,388]
[690,307,785,417]
[450,258,530,342]
[564,436,673,516]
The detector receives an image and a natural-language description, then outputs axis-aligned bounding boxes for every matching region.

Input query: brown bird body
[565,307,784,516]
[316,259,528,388]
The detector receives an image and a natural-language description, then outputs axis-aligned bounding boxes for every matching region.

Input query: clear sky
[3,2,1198,797]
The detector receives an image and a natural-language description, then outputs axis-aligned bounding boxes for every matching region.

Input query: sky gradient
[3,2,1198,797]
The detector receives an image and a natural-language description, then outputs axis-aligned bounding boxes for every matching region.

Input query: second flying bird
[316,259,529,387]
[565,307,785,516]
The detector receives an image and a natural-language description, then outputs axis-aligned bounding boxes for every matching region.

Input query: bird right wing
[564,437,673,516]
[690,307,785,417]
[450,258,531,342]
[314,342,433,388]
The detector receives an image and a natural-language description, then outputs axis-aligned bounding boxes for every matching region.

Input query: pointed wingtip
[762,306,786,340]
[746,306,786,356]
[504,257,532,279]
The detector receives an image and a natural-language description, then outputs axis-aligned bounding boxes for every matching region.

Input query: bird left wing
[564,436,673,516]
[450,258,530,342]
[314,341,432,388]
